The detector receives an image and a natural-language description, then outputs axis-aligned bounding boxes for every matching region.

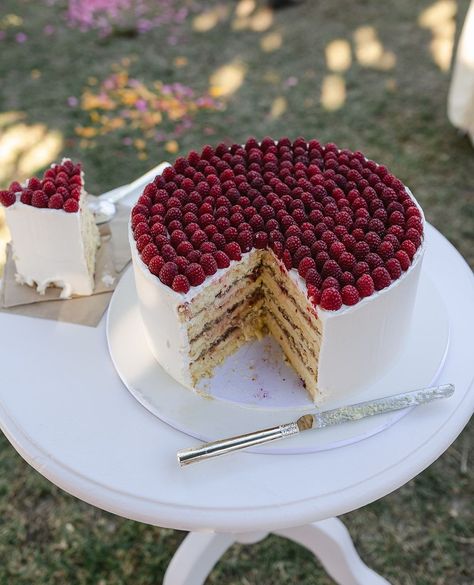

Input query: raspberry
[9,181,22,192]
[190,229,207,248]
[282,249,292,270]
[365,231,381,251]
[285,235,301,254]
[63,198,79,213]
[28,177,42,190]
[341,285,360,306]
[329,241,345,259]
[212,233,227,250]
[405,228,422,247]
[354,240,370,260]
[377,241,394,260]
[43,181,56,196]
[177,241,194,256]
[322,276,340,290]
[238,230,253,253]
[159,262,178,286]
[151,222,167,237]
[386,257,402,279]
[305,268,322,288]
[19,189,32,204]
[187,250,202,263]
[320,287,343,311]
[48,194,64,209]
[132,213,148,229]
[141,243,159,264]
[137,233,153,252]
[401,239,416,259]
[389,210,405,226]
[353,261,370,278]
[339,251,356,271]
[0,190,16,207]
[134,222,150,239]
[395,250,411,271]
[372,266,391,291]
[132,204,149,217]
[200,241,217,254]
[161,244,177,262]
[356,274,375,298]
[186,263,206,286]
[340,271,355,286]
[31,190,48,208]
[214,250,230,269]
[200,253,218,275]
[225,242,242,261]
[366,252,384,270]
[298,257,316,277]
[406,216,423,233]
[172,274,190,293]
[148,255,165,276]
[322,259,342,279]
[254,231,268,249]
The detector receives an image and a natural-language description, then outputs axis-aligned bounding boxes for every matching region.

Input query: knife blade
[177,384,454,467]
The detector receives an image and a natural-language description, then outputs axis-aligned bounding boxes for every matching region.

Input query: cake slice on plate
[0,158,100,299]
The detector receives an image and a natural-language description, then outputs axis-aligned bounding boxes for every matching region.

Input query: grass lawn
[0,0,473,583]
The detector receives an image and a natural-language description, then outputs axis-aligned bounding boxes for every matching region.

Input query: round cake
[129,137,424,402]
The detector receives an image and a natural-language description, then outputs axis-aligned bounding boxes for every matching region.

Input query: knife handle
[177,422,299,467]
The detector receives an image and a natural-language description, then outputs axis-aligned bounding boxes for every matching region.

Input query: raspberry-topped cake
[129,137,424,401]
[0,158,100,299]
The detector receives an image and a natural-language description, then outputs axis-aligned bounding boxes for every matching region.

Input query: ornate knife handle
[177,422,299,467]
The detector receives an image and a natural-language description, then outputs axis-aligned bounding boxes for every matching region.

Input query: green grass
[0,0,473,583]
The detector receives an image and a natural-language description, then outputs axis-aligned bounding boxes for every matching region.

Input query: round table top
[1,224,473,534]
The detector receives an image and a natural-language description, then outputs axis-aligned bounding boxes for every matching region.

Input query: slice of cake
[129,137,424,402]
[0,158,100,299]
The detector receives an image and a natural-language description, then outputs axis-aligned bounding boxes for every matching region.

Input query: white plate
[106,266,449,454]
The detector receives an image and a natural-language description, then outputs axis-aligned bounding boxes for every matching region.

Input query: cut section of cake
[0,158,100,299]
[129,138,425,402]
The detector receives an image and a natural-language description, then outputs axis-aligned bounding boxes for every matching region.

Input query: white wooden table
[0,224,473,585]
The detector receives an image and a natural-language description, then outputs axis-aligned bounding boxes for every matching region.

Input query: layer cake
[129,138,424,401]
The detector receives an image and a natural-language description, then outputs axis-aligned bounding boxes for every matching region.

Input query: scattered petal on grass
[320,74,346,111]
[173,56,188,68]
[269,96,287,119]
[165,140,179,153]
[260,31,282,52]
[284,76,298,88]
[68,96,79,107]
[15,32,27,43]
[209,61,247,97]
[325,39,352,72]
[64,0,201,38]
[73,61,222,157]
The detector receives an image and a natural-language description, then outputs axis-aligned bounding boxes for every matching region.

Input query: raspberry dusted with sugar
[132,137,424,311]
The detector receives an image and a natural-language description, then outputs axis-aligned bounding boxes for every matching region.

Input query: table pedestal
[163,517,390,585]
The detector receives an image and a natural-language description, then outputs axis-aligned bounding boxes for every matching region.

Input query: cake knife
[177,384,454,467]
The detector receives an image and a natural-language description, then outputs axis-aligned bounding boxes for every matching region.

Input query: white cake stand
[0,223,473,585]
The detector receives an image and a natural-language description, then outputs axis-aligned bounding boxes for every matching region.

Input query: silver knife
[177,384,454,467]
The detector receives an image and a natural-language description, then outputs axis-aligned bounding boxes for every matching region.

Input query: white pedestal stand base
[163,518,390,585]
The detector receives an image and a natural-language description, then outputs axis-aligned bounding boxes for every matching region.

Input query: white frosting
[5,165,100,298]
[129,186,425,401]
